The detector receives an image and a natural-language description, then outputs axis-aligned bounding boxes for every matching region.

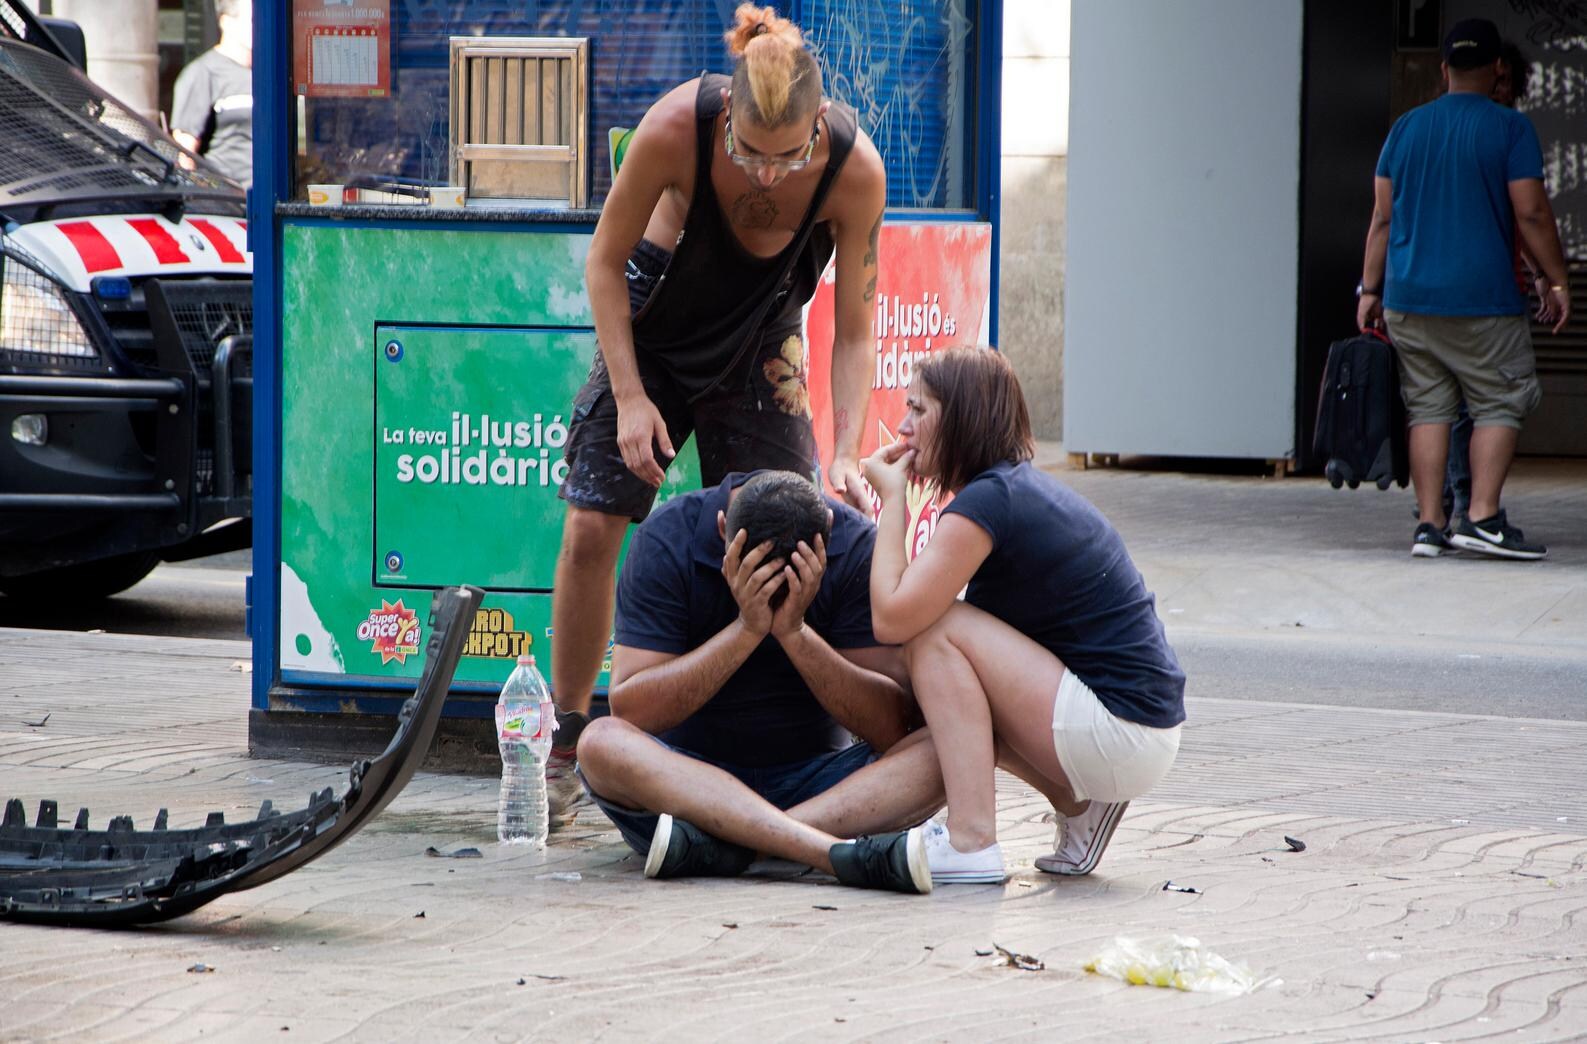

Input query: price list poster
[293,0,392,98]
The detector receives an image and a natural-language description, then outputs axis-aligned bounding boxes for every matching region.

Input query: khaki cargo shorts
[1384,310,1541,428]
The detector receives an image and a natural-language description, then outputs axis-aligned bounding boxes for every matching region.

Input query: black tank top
[631,73,858,399]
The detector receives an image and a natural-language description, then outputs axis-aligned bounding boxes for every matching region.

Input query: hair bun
[725,3,802,57]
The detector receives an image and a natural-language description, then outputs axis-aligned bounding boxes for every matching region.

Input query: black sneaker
[1449,510,1547,561]
[827,828,932,894]
[1411,522,1454,558]
[642,814,755,879]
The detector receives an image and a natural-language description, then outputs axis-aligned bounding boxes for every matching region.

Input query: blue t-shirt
[942,461,1185,728]
[1375,92,1544,316]
[614,472,880,767]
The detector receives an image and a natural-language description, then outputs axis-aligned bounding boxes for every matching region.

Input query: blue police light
[91,276,132,300]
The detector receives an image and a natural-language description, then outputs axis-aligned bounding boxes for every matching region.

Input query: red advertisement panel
[293,0,392,99]
[806,223,992,553]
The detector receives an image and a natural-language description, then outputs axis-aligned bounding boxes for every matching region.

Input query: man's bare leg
[996,741,1086,819]
[1466,423,1519,522]
[784,729,945,838]
[550,506,631,716]
[785,731,1082,843]
[1409,422,1452,529]
[577,717,844,871]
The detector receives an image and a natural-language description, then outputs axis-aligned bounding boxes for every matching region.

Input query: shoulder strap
[692,74,731,200]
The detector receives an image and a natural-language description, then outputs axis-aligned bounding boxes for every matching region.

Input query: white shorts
[1050,670,1181,804]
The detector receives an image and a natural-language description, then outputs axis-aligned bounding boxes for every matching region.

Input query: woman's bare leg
[905,602,1069,850]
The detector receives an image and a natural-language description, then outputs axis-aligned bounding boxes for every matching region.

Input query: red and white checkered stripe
[5,214,251,292]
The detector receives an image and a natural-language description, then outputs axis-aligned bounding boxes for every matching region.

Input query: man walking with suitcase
[1357,18,1570,560]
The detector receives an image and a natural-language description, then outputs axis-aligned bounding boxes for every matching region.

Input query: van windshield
[0,39,243,217]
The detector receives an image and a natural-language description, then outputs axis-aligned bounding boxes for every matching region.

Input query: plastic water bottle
[496,654,557,847]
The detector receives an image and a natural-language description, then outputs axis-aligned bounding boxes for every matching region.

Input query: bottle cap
[516,654,536,666]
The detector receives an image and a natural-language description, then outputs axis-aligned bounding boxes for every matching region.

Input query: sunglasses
[724,113,820,173]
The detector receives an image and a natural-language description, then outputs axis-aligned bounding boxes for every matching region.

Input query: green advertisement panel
[279,223,699,692]
[374,324,591,592]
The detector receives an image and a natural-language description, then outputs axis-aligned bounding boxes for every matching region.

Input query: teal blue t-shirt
[1375,92,1543,316]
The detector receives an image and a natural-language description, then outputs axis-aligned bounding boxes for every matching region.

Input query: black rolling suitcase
[1313,328,1409,490]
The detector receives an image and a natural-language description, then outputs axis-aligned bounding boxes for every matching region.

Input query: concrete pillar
[1000,0,1070,439]
[52,0,162,122]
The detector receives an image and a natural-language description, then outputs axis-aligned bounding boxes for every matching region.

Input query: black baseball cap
[1443,18,1500,69]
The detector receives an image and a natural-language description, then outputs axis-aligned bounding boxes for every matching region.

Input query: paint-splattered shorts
[559,241,817,522]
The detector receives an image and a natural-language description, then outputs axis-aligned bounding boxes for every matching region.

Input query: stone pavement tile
[1439,830,1587,870]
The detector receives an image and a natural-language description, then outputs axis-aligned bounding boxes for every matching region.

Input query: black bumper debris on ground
[0,585,483,927]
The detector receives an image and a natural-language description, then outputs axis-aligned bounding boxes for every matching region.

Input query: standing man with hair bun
[544,4,889,824]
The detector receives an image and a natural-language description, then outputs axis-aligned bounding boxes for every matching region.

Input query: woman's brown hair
[914,347,1035,493]
[723,4,822,128]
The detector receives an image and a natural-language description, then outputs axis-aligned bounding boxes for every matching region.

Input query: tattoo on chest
[731,191,779,230]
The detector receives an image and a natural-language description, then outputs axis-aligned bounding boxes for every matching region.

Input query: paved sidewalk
[2,626,1585,1042]
[2,455,1585,1041]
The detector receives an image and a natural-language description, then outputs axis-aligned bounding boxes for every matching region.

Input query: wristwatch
[1355,283,1382,298]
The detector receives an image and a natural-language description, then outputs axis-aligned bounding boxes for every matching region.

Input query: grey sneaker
[642,814,755,880]
[1449,510,1546,560]
[828,828,932,894]
[545,751,592,827]
[1035,800,1130,876]
[1411,522,1454,558]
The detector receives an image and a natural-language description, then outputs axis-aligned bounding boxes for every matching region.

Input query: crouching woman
[861,347,1185,885]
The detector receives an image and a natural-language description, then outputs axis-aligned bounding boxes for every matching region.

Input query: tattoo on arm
[861,212,881,302]
[835,406,851,442]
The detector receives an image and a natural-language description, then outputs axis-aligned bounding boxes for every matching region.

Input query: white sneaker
[1035,800,1129,876]
[920,820,1006,884]
[545,751,592,828]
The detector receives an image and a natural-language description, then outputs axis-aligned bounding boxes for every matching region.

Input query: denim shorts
[577,737,877,855]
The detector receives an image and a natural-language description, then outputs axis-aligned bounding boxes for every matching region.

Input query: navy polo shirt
[943,461,1185,728]
[613,472,880,767]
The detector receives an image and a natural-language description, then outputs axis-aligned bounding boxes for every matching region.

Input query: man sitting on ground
[575,470,942,893]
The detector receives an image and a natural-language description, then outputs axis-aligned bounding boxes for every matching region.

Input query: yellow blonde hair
[723,3,822,128]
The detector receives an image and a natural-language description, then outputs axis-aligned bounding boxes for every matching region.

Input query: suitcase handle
[1358,326,1391,344]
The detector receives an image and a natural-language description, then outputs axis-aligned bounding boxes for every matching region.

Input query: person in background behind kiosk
[170,0,253,188]
[1359,18,1570,560]
[1439,39,1563,527]
[545,3,888,825]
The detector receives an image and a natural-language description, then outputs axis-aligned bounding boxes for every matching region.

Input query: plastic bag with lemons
[1084,934,1274,995]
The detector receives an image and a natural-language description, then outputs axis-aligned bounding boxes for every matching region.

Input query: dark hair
[1499,40,1529,100]
[724,471,830,565]
[914,347,1034,493]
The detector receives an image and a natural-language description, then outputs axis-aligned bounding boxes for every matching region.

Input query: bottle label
[496,703,541,741]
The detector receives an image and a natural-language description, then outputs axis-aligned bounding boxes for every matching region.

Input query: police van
[0,3,251,599]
